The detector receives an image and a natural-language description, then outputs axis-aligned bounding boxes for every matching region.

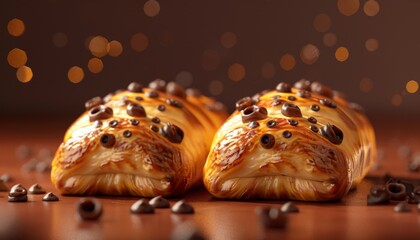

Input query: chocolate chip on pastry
[203,79,376,201]
[51,80,228,197]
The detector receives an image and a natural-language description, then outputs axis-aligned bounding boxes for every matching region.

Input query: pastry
[51,80,228,197]
[203,79,376,201]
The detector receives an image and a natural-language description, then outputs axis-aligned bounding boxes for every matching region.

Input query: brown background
[1,0,419,121]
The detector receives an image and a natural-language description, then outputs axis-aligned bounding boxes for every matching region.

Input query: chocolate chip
[166,82,186,98]
[311,82,333,98]
[146,91,159,98]
[386,182,407,201]
[150,125,159,132]
[8,195,27,202]
[16,145,32,160]
[171,221,206,240]
[162,124,184,144]
[0,180,8,192]
[294,79,311,91]
[307,117,317,124]
[283,130,292,138]
[280,202,299,213]
[321,124,343,145]
[127,82,143,93]
[287,96,296,101]
[275,82,292,93]
[255,207,287,229]
[43,192,59,201]
[186,88,201,97]
[152,117,161,124]
[251,93,261,103]
[287,119,298,126]
[85,96,103,111]
[260,134,275,149]
[320,99,337,108]
[127,103,147,117]
[241,105,268,123]
[135,96,143,101]
[158,105,166,112]
[248,121,260,129]
[130,199,155,214]
[8,184,28,202]
[272,99,285,107]
[235,97,253,111]
[166,98,183,108]
[266,120,277,128]
[394,202,411,213]
[109,119,119,127]
[281,103,302,117]
[36,161,51,173]
[77,198,103,221]
[89,105,113,122]
[408,186,420,204]
[123,130,132,138]
[149,79,166,91]
[149,195,170,208]
[28,184,46,194]
[310,125,318,132]
[100,133,116,148]
[0,174,12,182]
[310,104,320,112]
[297,90,311,98]
[367,185,390,205]
[130,119,139,126]
[171,200,194,214]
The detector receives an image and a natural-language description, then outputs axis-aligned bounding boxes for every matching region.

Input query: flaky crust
[51,81,227,197]
[203,80,376,201]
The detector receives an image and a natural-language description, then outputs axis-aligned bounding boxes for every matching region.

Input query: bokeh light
[313,13,331,33]
[279,54,296,71]
[175,71,193,87]
[228,63,246,82]
[144,0,160,17]
[300,44,320,65]
[406,80,419,94]
[87,58,104,74]
[7,48,28,68]
[323,32,337,47]
[7,18,25,37]
[261,62,276,79]
[108,40,123,57]
[16,66,33,83]
[131,32,149,52]
[359,77,373,93]
[52,32,68,48]
[201,49,221,71]
[209,80,224,96]
[363,0,380,17]
[337,0,360,16]
[391,94,402,106]
[68,66,84,83]
[335,46,349,62]
[365,38,379,52]
[89,36,109,57]
[220,32,238,49]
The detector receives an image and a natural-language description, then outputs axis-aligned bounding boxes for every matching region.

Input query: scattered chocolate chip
[130,199,155,214]
[93,120,102,128]
[149,195,170,208]
[127,103,147,117]
[16,145,32,160]
[135,96,143,101]
[85,96,103,111]
[248,121,260,129]
[158,104,166,112]
[281,103,302,117]
[170,221,206,240]
[320,99,337,108]
[311,82,333,98]
[149,79,166,91]
[21,158,37,172]
[321,124,344,145]
[255,207,287,229]
[35,161,51,173]
[294,79,311,91]
[394,202,411,213]
[8,184,28,202]
[0,180,9,192]
[297,90,311,98]
[28,184,46,194]
[251,93,261,103]
[266,120,277,128]
[77,198,103,221]
[272,98,285,107]
[281,201,299,213]
[130,119,139,126]
[150,125,159,132]
[89,105,113,122]
[100,133,116,148]
[386,182,407,201]
[166,82,186,98]
[109,119,119,127]
[171,200,194,214]
[348,102,364,113]
[307,117,317,124]
[123,130,132,138]
[162,124,184,144]
[146,91,159,98]
[43,192,59,201]
[287,96,296,101]
[310,125,318,133]
[241,105,268,123]
[127,82,143,93]
[283,130,292,138]
[367,185,390,205]
[166,98,183,108]
[276,82,292,93]
[235,97,253,111]
[0,174,12,182]
[408,186,420,204]
[310,104,320,112]
[260,134,275,149]
[186,88,201,97]
[287,119,298,126]
[152,117,161,124]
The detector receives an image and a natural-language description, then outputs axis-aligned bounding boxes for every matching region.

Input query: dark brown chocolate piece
[89,105,113,122]
[241,105,268,123]
[149,195,170,208]
[281,201,299,213]
[130,199,155,214]
[0,180,8,192]
[272,98,285,107]
[130,119,139,126]
[287,119,298,126]
[260,134,275,149]
[248,121,260,129]
[283,130,292,138]
[307,117,317,124]
[28,184,46,194]
[146,91,159,98]
[109,119,119,127]
[311,82,333,98]
[255,207,287,229]
[235,97,253,111]
[186,88,201,97]
[367,185,390,205]
[386,182,407,201]
[297,90,311,98]
[100,133,116,148]
[310,125,318,133]
[43,192,59,201]
[171,221,206,240]
[150,125,159,132]
[408,186,420,204]
[8,184,28,202]
[127,103,147,117]
[171,200,194,214]
[158,104,166,112]
[0,174,12,182]
[77,198,103,221]
[310,104,320,112]
[294,79,311,91]
[166,98,183,108]
[266,120,277,128]
[123,130,132,138]
[152,117,161,123]
[394,202,411,213]
[320,99,337,108]
[127,82,143,93]
[85,96,103,111]
[275,82,292,93]
[166,82,186,98]
[135,96,143,101]
[287,96,296,101]
[321,124,343,144]
[149,79,166,91]
[281,103,302,117]
[162,124,184,144]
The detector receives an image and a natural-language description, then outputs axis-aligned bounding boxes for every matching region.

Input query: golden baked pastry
[203,80,376,201]
[51,80,228,197]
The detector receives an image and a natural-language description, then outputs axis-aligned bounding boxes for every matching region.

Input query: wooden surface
[1,119,419,240]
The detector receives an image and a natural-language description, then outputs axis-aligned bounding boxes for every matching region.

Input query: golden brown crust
[51,81,228,197]
[203,80,376,201]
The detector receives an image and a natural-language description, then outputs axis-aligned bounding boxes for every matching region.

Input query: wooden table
[1,118,419,240]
